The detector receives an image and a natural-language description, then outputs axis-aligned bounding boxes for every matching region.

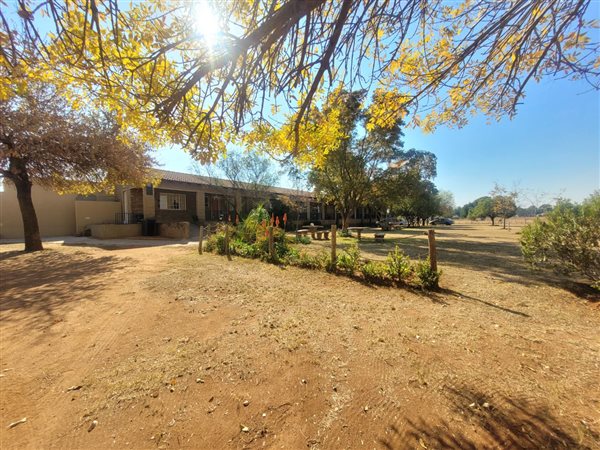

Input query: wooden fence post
[427,229,437,272]
[268,226,275,259]
[225,226,232,261]
[198,226,204,254]
[331,224,337,263]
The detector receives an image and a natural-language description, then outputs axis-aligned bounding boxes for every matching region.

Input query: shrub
[205,231,226,254]
[230,239,261,258]
[336,243,361,274]
[283,247,301,265]
[238,205,270,243]
[254,225,289,260]
[360,261,389,283]
[295,235,311,245]
[386,246,413,283]
[520,193,600,289]
[292,250,331,270]
[414,258,442,289]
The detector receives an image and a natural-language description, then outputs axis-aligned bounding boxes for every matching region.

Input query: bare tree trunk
[10,168,43,252]
[491,217,495,226]
[341,210,351,232]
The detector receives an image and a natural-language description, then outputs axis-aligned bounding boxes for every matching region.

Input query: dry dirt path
[1,229,599,449]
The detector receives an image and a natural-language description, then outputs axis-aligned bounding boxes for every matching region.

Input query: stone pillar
[196,191,205,224]
[142,186,155,219]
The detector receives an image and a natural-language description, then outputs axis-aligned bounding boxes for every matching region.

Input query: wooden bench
[374,232,385,243]
[323,230,330,240]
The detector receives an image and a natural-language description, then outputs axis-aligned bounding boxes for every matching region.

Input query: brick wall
[155,189,197,223]
[131,188,144,215]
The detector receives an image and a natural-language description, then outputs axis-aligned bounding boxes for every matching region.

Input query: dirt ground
[1,222,599,449]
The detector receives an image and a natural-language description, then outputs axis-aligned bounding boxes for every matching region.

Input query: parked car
[429,217,453,225]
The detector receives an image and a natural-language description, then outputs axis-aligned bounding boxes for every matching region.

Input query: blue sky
[403,77,599,206]
[156,75,599,207]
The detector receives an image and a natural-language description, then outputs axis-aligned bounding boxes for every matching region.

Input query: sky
[2,0,596,207]
[156,75,599,207]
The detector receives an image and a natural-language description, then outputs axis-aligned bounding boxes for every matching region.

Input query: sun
[192,1,221,44]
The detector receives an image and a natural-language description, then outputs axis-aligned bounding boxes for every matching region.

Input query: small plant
[295,235,311,245]
[386,246,413,283]
[292,250,331,270]
[230,239,261,258]
[283,247,301,265]
[360,261,389,283]
[336,243,361,274]
[414,258,442,289]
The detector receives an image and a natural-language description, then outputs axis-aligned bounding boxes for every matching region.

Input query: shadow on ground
[340,225,598,300]
[0,249,126,330]
[378,384,597,449]
[422,288,532,317]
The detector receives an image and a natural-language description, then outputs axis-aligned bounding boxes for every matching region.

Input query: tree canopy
[0,84,154,251]
[307,89,404,230]
[2,0,598,164]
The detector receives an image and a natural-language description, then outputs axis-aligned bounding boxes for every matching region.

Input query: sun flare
[193,1,221,44]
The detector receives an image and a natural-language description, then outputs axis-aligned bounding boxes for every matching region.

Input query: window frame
[159,192,187,211]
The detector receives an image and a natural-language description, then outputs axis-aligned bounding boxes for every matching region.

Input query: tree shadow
[424,288,531,318]
[0,249,127,331]
[356,232,597,300]
[378,384,597,449]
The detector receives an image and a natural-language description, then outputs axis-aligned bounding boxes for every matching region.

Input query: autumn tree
[307,89,404,231]
[491,184,519,228]
[1,1,598,164]
[0,85,154,252]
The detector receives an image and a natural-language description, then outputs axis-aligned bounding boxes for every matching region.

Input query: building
[0,169,378,239]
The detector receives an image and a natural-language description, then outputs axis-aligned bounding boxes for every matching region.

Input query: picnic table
[347,226,370,240]
[305,224,323,239]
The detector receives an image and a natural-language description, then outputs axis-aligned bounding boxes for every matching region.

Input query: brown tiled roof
[153,169,314,198]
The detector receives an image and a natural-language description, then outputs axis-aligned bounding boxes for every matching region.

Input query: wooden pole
[198,226,204,254]
[268,226,275,259]
[225,226,232,261]
[331,224,337,263]
[427,229,437,272]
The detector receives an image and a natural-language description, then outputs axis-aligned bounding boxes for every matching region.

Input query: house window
[146,183,154,196]
[205,193,235,221]
[159,193,186,210]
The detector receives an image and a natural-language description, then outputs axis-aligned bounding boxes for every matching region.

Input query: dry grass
[1,223,599,449]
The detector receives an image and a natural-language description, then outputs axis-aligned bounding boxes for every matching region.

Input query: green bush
[520,193,600,289]
[336,243,361,274]
[360,261,389,283]
[283,247,301,265]
[295,235,311,245]
[291,250,331,270]
[414,258,441,289]
[230,239,261,258]
[238,205,270,243]
[386,246,413,283]
[205,231,226,254]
